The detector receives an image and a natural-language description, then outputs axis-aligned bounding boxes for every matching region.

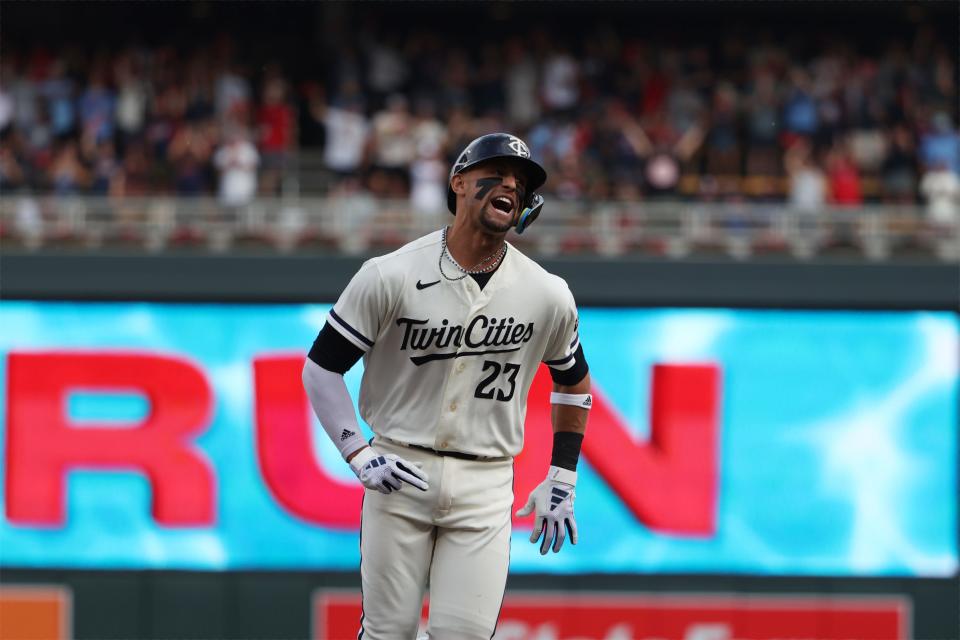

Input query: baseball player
[302,133,591,639]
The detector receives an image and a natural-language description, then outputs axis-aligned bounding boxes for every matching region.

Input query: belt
[379,436,510,462]
[407,443,481,461]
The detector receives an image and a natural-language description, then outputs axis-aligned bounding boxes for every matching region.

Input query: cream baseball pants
[357,436,514,640]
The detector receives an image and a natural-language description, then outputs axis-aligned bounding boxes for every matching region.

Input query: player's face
[460,160,528,234]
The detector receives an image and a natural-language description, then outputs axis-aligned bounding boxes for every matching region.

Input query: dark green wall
[2,251,958,309]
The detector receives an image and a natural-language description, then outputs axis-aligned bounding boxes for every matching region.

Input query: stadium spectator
[3,70,31,138]
[826,143,863,206]
[117,139,152,197]
[0,142,27,192]
[410,98,446,160]
[319,90,371,184]
[409,138,447,216]
[541,45,580,117]
[920,161,960,229]
[503,38,540,129]
[167,120,215,195]
[0,66,16,136]
[364,34,409,110]
[78,62,116,144]
[147,72,186,163]
[214,126,260,211]
[782,68,819,140]
[920,112,960,175]
[215,61,252,125]
[881,124,918,204]
[369,93,416,196]
[257,73,295,196]
[704,82,741,176]
[114,51,149,146]
[41,59,77,139]
[583,100,646,193]
[86,136,122,196]
[49,140,89,195]
[785,139,827,215]
[744,67,781,176]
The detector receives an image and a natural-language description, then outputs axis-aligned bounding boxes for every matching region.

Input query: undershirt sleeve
[308,322,365,374]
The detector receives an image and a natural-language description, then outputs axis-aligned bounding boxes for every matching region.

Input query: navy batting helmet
[446,133,547,234]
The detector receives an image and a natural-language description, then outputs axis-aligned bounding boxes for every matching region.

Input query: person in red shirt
[257,74,295,196]
[827,144,863,206]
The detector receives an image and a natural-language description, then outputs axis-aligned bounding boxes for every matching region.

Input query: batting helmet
[446,133,547,234]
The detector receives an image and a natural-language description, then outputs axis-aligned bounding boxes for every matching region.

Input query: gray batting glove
[349,447,429,494]
[515,465,578,554]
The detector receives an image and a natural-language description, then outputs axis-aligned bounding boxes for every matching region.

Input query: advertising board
[1,302,956,575]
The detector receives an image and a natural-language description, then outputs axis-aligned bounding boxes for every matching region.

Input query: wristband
[550,431,584,472]
[550,392,592,409]
[547,464,577,486]
[348,446,377,474]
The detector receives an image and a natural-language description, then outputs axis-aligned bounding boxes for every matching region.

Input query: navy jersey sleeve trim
[329,309,375,348]
[544,352,575,367]
[308,322,365,374]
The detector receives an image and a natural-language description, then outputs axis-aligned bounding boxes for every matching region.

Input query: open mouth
[491,195,514,214]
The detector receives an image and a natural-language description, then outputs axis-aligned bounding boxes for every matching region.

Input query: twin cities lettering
[397,315,534,365]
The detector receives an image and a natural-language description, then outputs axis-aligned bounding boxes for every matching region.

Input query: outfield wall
[2,252,957,309]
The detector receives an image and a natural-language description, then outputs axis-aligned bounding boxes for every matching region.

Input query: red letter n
[5,351,215,526]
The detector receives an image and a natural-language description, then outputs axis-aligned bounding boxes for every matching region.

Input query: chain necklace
[438,226,508,281]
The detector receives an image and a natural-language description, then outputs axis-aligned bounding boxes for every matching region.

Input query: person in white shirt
[213,127,259,210]
[410,139,448,218]
[323,97,371,180]
[541,48,579,116]
[920,161,960,229]
[371,94,416,195]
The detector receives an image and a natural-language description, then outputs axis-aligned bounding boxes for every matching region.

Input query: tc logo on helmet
[507,136,530,158]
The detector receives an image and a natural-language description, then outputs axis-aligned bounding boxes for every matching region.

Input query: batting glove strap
[349,447,430,495]
[515,465,578,555]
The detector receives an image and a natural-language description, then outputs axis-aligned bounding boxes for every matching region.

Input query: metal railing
[1,194,958,262]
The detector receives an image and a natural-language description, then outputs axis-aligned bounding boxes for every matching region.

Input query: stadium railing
[1,195,957,262]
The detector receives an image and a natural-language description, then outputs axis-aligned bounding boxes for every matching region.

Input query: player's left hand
[515,465,578,554]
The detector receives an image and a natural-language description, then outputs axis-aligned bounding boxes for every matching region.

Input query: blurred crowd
[1,16,958,223]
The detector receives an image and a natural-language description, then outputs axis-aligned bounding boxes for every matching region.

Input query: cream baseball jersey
[327,228,582,458]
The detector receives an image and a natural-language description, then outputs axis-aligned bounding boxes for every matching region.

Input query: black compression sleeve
[307,322,365,374]
[550,431,584,471]
[548,344,589,386]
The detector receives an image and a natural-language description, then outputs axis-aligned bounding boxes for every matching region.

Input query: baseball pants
[357,436,514,640]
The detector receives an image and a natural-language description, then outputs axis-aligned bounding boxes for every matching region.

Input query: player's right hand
[348,446,429,494]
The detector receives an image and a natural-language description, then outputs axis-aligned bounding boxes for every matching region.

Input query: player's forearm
[551,374,591,436]
[548,373,590,472]
[301,358,368,460]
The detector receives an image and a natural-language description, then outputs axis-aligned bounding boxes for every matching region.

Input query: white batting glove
[515,465,578,554]
[349,447,429,494]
